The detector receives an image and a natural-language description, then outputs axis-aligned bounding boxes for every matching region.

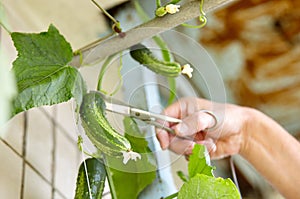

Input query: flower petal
[181,64,193,78]
[165,4,180,14]
[121,150,142,164]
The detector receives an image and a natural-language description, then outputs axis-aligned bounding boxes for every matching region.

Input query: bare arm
[240,108,300,199]
[156,98,300,198]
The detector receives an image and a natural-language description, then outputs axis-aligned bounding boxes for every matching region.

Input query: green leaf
[106,117,156,199]
[188,144,214,178]
[74,158,106,199]
[177,174,240,199]
[11,24,86,116]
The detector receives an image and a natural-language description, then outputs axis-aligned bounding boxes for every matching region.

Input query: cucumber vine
[1,0,241,198]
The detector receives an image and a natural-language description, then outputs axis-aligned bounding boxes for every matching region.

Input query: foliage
[3,1,240,197]
[177,174,240,199]
[174,145,240,199]
[188,144,214,178]
[10,24,86,116]
[105,117,156,199]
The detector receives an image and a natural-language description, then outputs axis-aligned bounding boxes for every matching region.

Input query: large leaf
[106,117,156,199]
[11,24,86,116]
[177,174,240,199]
[188,144,214,178]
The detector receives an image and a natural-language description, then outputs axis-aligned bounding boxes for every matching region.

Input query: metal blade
[104,102,131,116]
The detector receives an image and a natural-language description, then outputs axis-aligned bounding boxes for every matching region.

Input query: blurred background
[0,0,299,198]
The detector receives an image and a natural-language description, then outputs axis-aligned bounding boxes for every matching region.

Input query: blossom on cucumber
[181,64,193,78]
[121,150,141,164]
[165,4,180,14]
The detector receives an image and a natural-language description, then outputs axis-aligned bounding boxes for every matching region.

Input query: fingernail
[161,142,168,150]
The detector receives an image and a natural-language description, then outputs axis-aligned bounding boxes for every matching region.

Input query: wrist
[238,107,261,157]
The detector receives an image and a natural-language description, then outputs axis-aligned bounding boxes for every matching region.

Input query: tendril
[182,0,207,29]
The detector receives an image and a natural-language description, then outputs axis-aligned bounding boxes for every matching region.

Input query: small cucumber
[74,158,106,199]
[79,91,131,156]
[130,43,182,77]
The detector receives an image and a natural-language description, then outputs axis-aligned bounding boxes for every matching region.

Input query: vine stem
[156,0,162,8]
[134,0,176,105]
[71,0,236,67]
[0,20,11,34]
[90,0,118,24]
[163,192,178,199]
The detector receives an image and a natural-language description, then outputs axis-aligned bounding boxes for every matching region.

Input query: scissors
[98,92,182,135]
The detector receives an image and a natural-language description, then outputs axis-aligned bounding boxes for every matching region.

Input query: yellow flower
[181,64,193,78]
[165,4,180,14]
[121,150,141,164]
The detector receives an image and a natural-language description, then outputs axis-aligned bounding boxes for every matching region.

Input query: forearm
[240,108,300,198]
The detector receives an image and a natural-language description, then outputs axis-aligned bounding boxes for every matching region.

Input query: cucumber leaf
[177,174,240,199]
[11,24,86,116]
[176,144,239,198]
[106,117,156,199]
[188,144,214,178]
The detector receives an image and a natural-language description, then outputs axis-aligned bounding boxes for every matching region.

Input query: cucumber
[79,91,131,156]
[74,158,106,199]
[130,43,182,77]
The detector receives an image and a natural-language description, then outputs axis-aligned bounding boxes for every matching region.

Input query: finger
[168,137,195,155]
[163,97,199,119]
[156,128,170,150]
[174,110,215,137]
[195,138,217,154]
[163,99,186,119]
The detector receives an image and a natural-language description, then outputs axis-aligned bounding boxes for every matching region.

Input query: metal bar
[20,112,27,199]
[71,0,236,67]
[50,107,57,199]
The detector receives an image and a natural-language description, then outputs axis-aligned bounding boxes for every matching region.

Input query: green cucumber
[79,91,131,156]
[130,43,182,77]
[74,158,106,199]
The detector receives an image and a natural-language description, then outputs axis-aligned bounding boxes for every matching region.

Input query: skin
[156,97,300,199]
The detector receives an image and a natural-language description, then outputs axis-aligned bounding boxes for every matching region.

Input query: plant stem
[135,0,176,105]
[133,0,150,22]
[73,33,114,57]
[109,52,123,96]
[163,192,178,199]
[156,0,162,8]
[103,156,118,199]
[168,0,182,4]
[0,20,11,34]
[97,54,115,92]
[91,0,118,24]
[152,36,177,105]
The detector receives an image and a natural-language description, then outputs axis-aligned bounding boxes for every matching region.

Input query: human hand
[156,97,248,159]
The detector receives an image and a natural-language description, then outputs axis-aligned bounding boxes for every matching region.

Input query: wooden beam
[71,0,236,67]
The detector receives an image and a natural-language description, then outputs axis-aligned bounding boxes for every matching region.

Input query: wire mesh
[0,106,82,199]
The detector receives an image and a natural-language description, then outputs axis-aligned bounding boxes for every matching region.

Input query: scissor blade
[148,112,182,123]
[105,102,131,116]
